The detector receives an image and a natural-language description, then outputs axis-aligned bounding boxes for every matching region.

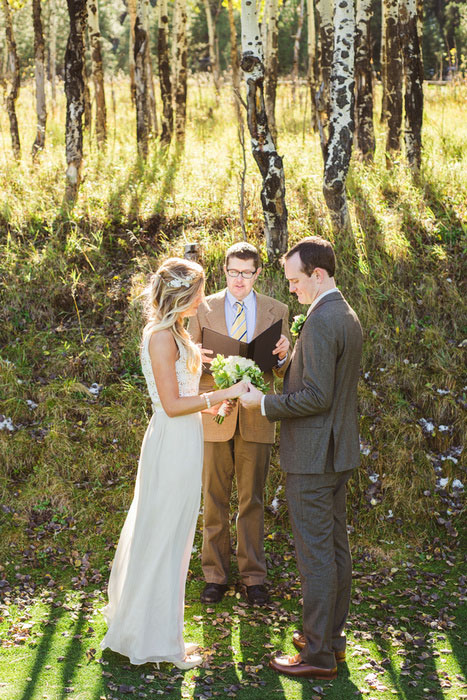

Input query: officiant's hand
[272,334,290,361]
[198,346,214,364]
[239,382,263,408]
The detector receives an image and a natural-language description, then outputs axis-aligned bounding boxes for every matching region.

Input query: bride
[101,257,247,669]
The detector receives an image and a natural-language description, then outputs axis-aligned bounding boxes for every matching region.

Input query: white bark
[203,0,220,94]
[355,0,374,159]
[323,0,355,231]
[400,0,423,171]
[32,0,47,159]
[135,0,149,157]
[87,0,107,146]
[315,0,334,154]
[2,0,21,159]
[263,0,279,142]
[307,0,317,130]
[241,0,288,259]
[292,0,305,99]
[173,0,188,141]
[49,0,57,107]
[158,0,173,144]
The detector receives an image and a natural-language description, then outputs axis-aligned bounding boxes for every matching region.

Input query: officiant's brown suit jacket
[188,289,291,443]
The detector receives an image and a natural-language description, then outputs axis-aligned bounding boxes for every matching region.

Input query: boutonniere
[290,314,307,337]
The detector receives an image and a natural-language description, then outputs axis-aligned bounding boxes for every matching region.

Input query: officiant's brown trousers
[201,429,271,586]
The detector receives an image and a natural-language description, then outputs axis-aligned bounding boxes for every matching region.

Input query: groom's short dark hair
[285,237,336,278]
[225,242,261,269]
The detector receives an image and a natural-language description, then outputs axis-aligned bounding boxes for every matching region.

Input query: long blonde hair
[142,257,204,374]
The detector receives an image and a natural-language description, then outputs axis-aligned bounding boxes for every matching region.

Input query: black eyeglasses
[226,269,257,279]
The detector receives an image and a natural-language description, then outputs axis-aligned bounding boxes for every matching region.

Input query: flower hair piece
[165,273,195,289]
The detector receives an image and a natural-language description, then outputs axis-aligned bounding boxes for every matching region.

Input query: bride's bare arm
[149,331,247,417]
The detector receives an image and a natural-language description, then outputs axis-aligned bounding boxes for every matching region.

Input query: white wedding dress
[100,331,203,665]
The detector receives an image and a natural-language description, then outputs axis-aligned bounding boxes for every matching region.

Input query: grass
[0,76,466,698]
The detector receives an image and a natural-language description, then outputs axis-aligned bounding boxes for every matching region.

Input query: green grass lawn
[1,521,465,700]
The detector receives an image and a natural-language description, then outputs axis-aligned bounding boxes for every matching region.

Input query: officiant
[188,242,291,606]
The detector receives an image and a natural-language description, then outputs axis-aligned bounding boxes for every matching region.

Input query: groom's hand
[239,383,263,408]
[272,334,290,361]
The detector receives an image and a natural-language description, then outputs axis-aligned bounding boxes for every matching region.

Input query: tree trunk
[32,0,47,159]
[307,0,318,131]
[87,0,107,147]
[135,0,149,158]
[382,0,402,159]
[354,0,374,160]
[292,0,305,100]
[263,0,279,144]
[315,0,334,156]
[400,0,423,172]
[128,0,137,104]
[226,0,241,121]
[65,0,87,201]
[157,0,173,146]
[323,0,355,232]
[203,0,220,94]
[173,0,188,142]
[144,5,158,135]
[240,0,288,259]
[1,0,21,160]
[49,0,57,108]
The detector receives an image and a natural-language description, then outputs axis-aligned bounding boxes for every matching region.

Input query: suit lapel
[252,292,276,339]
[205,290,229,335]
[310,289,343,315]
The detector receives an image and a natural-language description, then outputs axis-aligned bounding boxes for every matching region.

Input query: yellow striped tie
[231,301,247,341]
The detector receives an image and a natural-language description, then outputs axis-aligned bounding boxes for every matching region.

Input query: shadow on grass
[19,603,65,700]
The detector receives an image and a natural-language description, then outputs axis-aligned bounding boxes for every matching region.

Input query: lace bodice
[141,331,201,413]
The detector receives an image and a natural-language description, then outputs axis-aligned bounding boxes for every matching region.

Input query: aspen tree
[32,0,47,159]
[1,0,21,159]
[87,0,107,147]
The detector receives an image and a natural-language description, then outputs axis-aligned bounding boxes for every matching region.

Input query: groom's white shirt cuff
[261,395,266,416]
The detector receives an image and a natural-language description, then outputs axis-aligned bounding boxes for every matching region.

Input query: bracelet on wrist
[202,393,211,409]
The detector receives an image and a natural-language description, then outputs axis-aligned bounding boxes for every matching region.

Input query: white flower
[452,479,464,490]
[370,498,378,506]
[26,400,38,410]
[368,473,379,483]
[88,383,102,396]
[438,425,450,432]
[419,418,435,433]
[437,389,449,395]
[0,416,15,431]
[438,477,449,488]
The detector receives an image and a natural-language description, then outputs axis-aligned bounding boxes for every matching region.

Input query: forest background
[0,0,466,699]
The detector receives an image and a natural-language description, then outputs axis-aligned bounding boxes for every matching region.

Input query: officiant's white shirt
[260,288,339,415]
[225,289,256,343]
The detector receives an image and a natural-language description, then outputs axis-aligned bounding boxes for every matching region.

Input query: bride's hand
[225,379,249,399]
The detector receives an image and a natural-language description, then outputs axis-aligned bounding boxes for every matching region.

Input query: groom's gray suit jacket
[264,290,363,473]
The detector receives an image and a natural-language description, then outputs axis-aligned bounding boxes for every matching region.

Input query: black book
[201,320,282,373]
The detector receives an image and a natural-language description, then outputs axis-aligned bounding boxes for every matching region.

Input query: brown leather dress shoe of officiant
[292,630,346,662]
[269,652,337,680]
[200,583,228,604]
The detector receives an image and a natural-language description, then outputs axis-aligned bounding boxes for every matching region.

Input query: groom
[240,236,363,679]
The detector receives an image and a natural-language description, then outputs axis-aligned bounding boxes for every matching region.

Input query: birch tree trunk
[157,0,173,145]
[323,0,355,232]
[307,0,318,131]
[226,0,241,121]
[315,0,334,155]
[1,0,21,159]
[354,0,374,160]
[240,0,288,259]
[382,0,402,159]
[292,0,305,101]
[144,6,158,135]
[32,0,47,159]
[49,0,57,108]
[263,0,279,144]
[135,0,149,158]
[400,0,423,172]
[173,0,188,142]
[128,0,137,104]
[87,0,107,147]
[65,0,87,201]
[203,0,220,95]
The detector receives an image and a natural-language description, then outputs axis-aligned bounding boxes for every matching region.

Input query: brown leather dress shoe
[200,583,228,603]
[245,584,269,605]
[292,630,346,663]
[269,652,337,679]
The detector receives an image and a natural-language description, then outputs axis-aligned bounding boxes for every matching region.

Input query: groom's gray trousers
[285,468,353,669]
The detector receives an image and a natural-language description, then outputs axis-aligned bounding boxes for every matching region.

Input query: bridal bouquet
[210,354,269,424]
